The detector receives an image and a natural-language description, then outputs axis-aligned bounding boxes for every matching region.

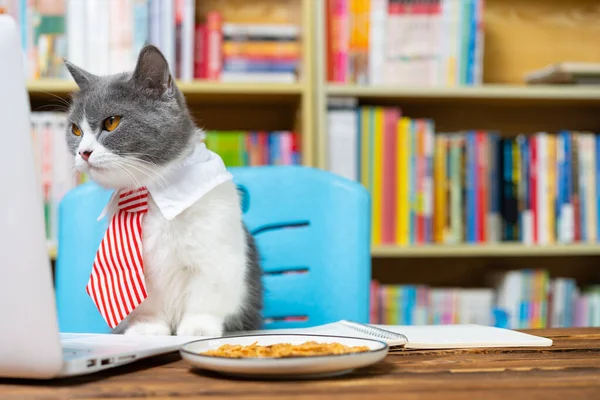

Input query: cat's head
[64,44,198,189]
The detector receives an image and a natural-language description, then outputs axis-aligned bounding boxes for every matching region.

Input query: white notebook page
[258,323,553,349]
[374,324,553,349]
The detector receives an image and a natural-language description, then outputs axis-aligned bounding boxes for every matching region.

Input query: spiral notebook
[259,320,553,349]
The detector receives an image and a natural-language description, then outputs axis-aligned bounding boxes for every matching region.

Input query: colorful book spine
[410,119,417,244]
[360,107,372,192]
[371,107,384,245]
[396,114,409,242]
[423,120,434,243]
[328,107,600,246]
[381,108,399,244]
[466,132,477,242]
[329,0,349,82]
[576,135,584,241]
[466,0,477,85]
[488,133,499,242]
[434,135,446,243]
[397,117,410,245]
[512,138,520,241]
[556,133,564,242]
[586,134,597,242]
[443,136,452,242]
[518,135,531,243]
[348,0,370,83]
[530,136,538,243]
[327,0,484,86]
[477,131,487,242]
[30,112,80,246]
[204,130,300,167]
[450,136,462,242]
[502,138,513,240]
[564,131,574,243]
[548,136,556,243]
[415,120,424,244]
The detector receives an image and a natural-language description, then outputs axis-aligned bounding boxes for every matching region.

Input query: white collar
[98,142,232,221]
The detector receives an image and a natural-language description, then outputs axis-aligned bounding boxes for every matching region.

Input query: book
[525,62,600,85]
[327,97,359,181]
[15,1,300,83]
[255,320,553,350]
[372,270,600,329]
[328,0,485,86]
[326,105,600,246]
[30,111,82,250]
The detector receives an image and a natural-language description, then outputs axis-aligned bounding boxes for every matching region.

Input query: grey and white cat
[63,44,263,337]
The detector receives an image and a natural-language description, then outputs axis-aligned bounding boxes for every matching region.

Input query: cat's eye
[71,123,82,137]
[103,116,121,132]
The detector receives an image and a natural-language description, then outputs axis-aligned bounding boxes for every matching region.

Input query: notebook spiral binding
[340,320,408,346]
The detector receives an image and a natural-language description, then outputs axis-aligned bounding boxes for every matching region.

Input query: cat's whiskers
[116,155,174,190]
[119,158,168,185]
[112,161,144,190]
[117,152,177,173]
[34,103,70,113]
[115,159,171,190]
[35,91,72,109]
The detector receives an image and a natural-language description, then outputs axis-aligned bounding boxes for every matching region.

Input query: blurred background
[2,0,600,331]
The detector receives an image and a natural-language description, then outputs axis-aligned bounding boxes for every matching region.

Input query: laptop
[0,15,205,380]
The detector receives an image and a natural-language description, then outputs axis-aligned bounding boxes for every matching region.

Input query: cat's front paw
[176,314,223,337]
[124,321,171,336]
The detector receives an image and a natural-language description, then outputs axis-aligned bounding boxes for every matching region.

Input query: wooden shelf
[27,79,77,94]
[27,79,306,104]
[372,243,600,258]
[326,84,600,104]
[49,243,600,260]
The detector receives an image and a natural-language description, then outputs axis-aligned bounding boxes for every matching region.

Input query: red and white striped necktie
[86,187,149,329]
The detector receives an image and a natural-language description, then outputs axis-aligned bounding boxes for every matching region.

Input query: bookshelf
[27,1,315,165]
[19,0,600,327]
[314,0,600,247]
[26,0,600,256]
[23,0,315,261]
[315,0,600,328]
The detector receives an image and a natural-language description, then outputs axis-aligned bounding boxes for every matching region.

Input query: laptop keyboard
[58,332,192,365]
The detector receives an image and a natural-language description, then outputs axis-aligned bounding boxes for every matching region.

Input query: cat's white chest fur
[120,180,249,337]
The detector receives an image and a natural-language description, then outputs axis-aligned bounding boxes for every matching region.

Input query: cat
[63,44,263,337]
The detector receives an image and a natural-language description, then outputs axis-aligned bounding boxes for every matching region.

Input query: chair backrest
[55,183,114,333]
[230,166,371,330]
[55,166,371,333]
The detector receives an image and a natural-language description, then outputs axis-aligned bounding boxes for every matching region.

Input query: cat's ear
[64,60,98,90]
[131,45,174,96]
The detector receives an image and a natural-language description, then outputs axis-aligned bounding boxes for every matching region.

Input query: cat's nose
[79,150,93,161]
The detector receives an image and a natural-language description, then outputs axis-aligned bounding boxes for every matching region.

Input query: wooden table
[1,328,599,399]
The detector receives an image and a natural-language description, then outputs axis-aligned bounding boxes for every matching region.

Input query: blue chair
[55,166,372,333]
[55,183,113,334]
[230,166,371,330]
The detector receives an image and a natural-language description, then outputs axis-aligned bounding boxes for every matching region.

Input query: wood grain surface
[1,328,599,399]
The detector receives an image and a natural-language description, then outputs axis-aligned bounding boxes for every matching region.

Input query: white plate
[179,334,389,379]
